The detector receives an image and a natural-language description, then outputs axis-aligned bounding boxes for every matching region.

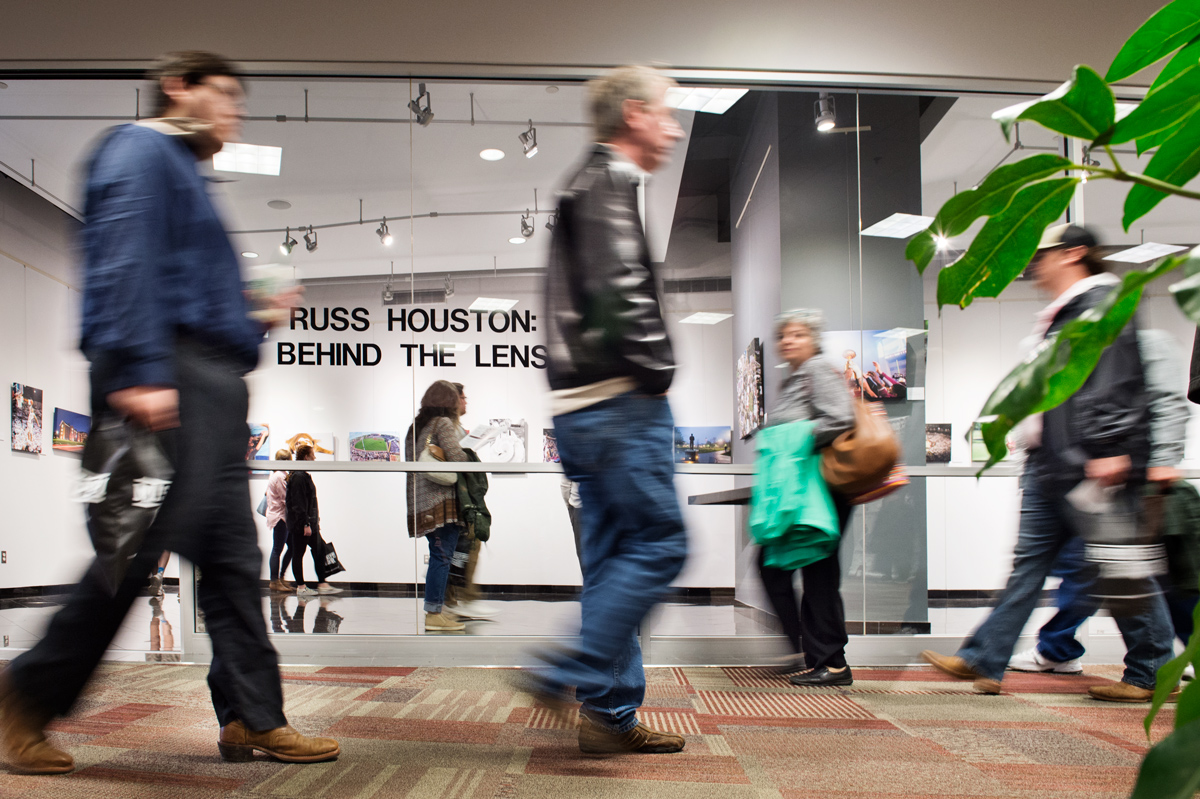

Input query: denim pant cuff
[581,706,638,734]
[424,603,442,614]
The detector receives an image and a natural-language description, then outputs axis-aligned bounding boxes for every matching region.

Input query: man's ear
[159,76,189,111]
[621,98,646,132]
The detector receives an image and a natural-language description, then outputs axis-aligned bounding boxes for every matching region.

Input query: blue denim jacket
[80,123,262,401]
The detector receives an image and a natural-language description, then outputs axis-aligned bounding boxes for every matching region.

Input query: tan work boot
[1088,681,1179,703]
[921,651,981,680]
[268,580,290,593]
[424,611,465,632]
[0,674,74,774]
[218,720,339,763]
[578,715,685,755]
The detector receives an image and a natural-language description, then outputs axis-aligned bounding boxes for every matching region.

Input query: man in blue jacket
[0,52,339,773]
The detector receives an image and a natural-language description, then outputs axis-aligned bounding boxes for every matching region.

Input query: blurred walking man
[923,224,1174,700]
[538,66,688,754]
[0,52,339,773]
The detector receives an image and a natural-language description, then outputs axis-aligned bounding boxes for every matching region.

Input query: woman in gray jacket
[762,309,857,686]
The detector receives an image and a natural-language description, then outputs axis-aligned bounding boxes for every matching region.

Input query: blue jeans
[424,524,461,613]
[543,392,687,732]
[958,473,1173,690]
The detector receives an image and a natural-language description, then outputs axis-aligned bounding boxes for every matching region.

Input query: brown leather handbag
[820,400,900,496]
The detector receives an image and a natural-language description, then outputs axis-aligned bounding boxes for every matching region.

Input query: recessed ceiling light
[0,82,8,90]
[679,312,734,325]
[468,297,519,312]
[267,199,292,210]
[1104,242,1188,263]
[480,148,505,161]
[545,86,559,94]
[665,87,748,115]
[213,143,283,176]
[241,251,259,258]
[861,213,934,239]
[509,236,526,244]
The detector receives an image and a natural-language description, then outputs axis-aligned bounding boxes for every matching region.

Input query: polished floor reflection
[0,590,181,662]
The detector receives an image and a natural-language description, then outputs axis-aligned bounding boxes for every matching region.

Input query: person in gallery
[444,382,500,621]
[266,448,294,593]
[923,224,1174,701]
[537,65,688,755]
[405,379,471,633]
[759,309,858,686]
[285,444,342,597]
[0,51,339,774]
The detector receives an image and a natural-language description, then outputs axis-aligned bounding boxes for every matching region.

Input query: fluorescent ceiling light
[665,87,748,114]
[213,143,282,176]
[509,236,526,244]
[468,297,519,312]
[1104,242,1188,263]
[480,148,505,161]
[679,312,733,325]
[861,213,934,239]
[241,251,259,258]
[436,342,471,352]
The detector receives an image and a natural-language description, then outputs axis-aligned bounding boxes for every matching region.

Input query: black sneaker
[789,666,853,687]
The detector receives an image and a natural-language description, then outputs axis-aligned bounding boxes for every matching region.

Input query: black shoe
[789,666,853,687]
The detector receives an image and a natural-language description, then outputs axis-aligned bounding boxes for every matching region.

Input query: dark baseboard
[928,589,1056,608]
[0,578,180,598]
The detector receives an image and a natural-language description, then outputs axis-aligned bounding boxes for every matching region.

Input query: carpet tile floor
[0,662,1164,798]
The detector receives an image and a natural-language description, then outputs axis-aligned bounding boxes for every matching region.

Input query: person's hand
[107,386,180,431]
[1148,465,1181,484]
[1086,455,1131,487]
[304,525,312,537]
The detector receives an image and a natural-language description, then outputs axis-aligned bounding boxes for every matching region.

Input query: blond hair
[588,66,675,142]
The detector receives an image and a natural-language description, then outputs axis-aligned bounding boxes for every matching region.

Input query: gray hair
[774,308,825,351]
[588,66,675,142]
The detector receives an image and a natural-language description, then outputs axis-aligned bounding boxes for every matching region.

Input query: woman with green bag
[750,309,856,686]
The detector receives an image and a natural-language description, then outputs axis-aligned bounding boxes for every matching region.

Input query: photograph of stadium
[51,408,90,453]
[349,431,403,462]
[11,383,43,454]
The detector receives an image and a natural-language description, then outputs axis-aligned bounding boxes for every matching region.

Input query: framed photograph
[675,426,733,464]
[822,330,908,402]
[11,383,43,454]
[971,422,989,462]
[543,428,560,463]
[349,432,403,462]
[283,432,336,461]
[925,423,951,464]
[737,338,764,439]
[51,408,90,453]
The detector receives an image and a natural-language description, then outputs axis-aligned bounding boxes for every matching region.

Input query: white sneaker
[316,584,343,595]
[453,600,500,620]
[1008,646,1083,674]
[1184,664,1196,681]
[296,585,317,596]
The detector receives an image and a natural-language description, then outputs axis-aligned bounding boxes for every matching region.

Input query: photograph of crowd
[10,383,43,454]
[822,330,908,401]
[349,431,403,462]
[674,426,733,464]
[925,423,952,464]
[737,338,764,439]
[51,408,89,453]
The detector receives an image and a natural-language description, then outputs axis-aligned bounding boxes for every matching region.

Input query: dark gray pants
[9,342,287,731]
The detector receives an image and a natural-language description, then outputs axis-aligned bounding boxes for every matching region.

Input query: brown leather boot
[218,720,340,763]
[1088,681,1180,703]
[921,651,981,680]
[578,715,685,755]
[0,674,74,774]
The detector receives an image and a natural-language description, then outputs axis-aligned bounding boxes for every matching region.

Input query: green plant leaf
[1107,39,1200,144]
[1107,0,1200,84]
[1138,113,1192,156]
[937,178,1077,309]
[1148,584,1200,733]
[1175,679,1200,729]
[1124,110,1200,229]
[993,66,1115,142]
[908,155,1073,274]
[1130,719,1200,799]
[974,255,1187,472]
[1169,252,1200,321]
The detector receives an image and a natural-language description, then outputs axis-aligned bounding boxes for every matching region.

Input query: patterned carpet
[0,662,1165,798]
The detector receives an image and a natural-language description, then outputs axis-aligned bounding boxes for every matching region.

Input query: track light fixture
[521,211,535,239]
[519,120,538,158]
[545,210,558,232]
[814,93,836,133]
[303,225,318,252]
[279,226,297,255]
[377,217,394,246]
[408,83,434,127]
